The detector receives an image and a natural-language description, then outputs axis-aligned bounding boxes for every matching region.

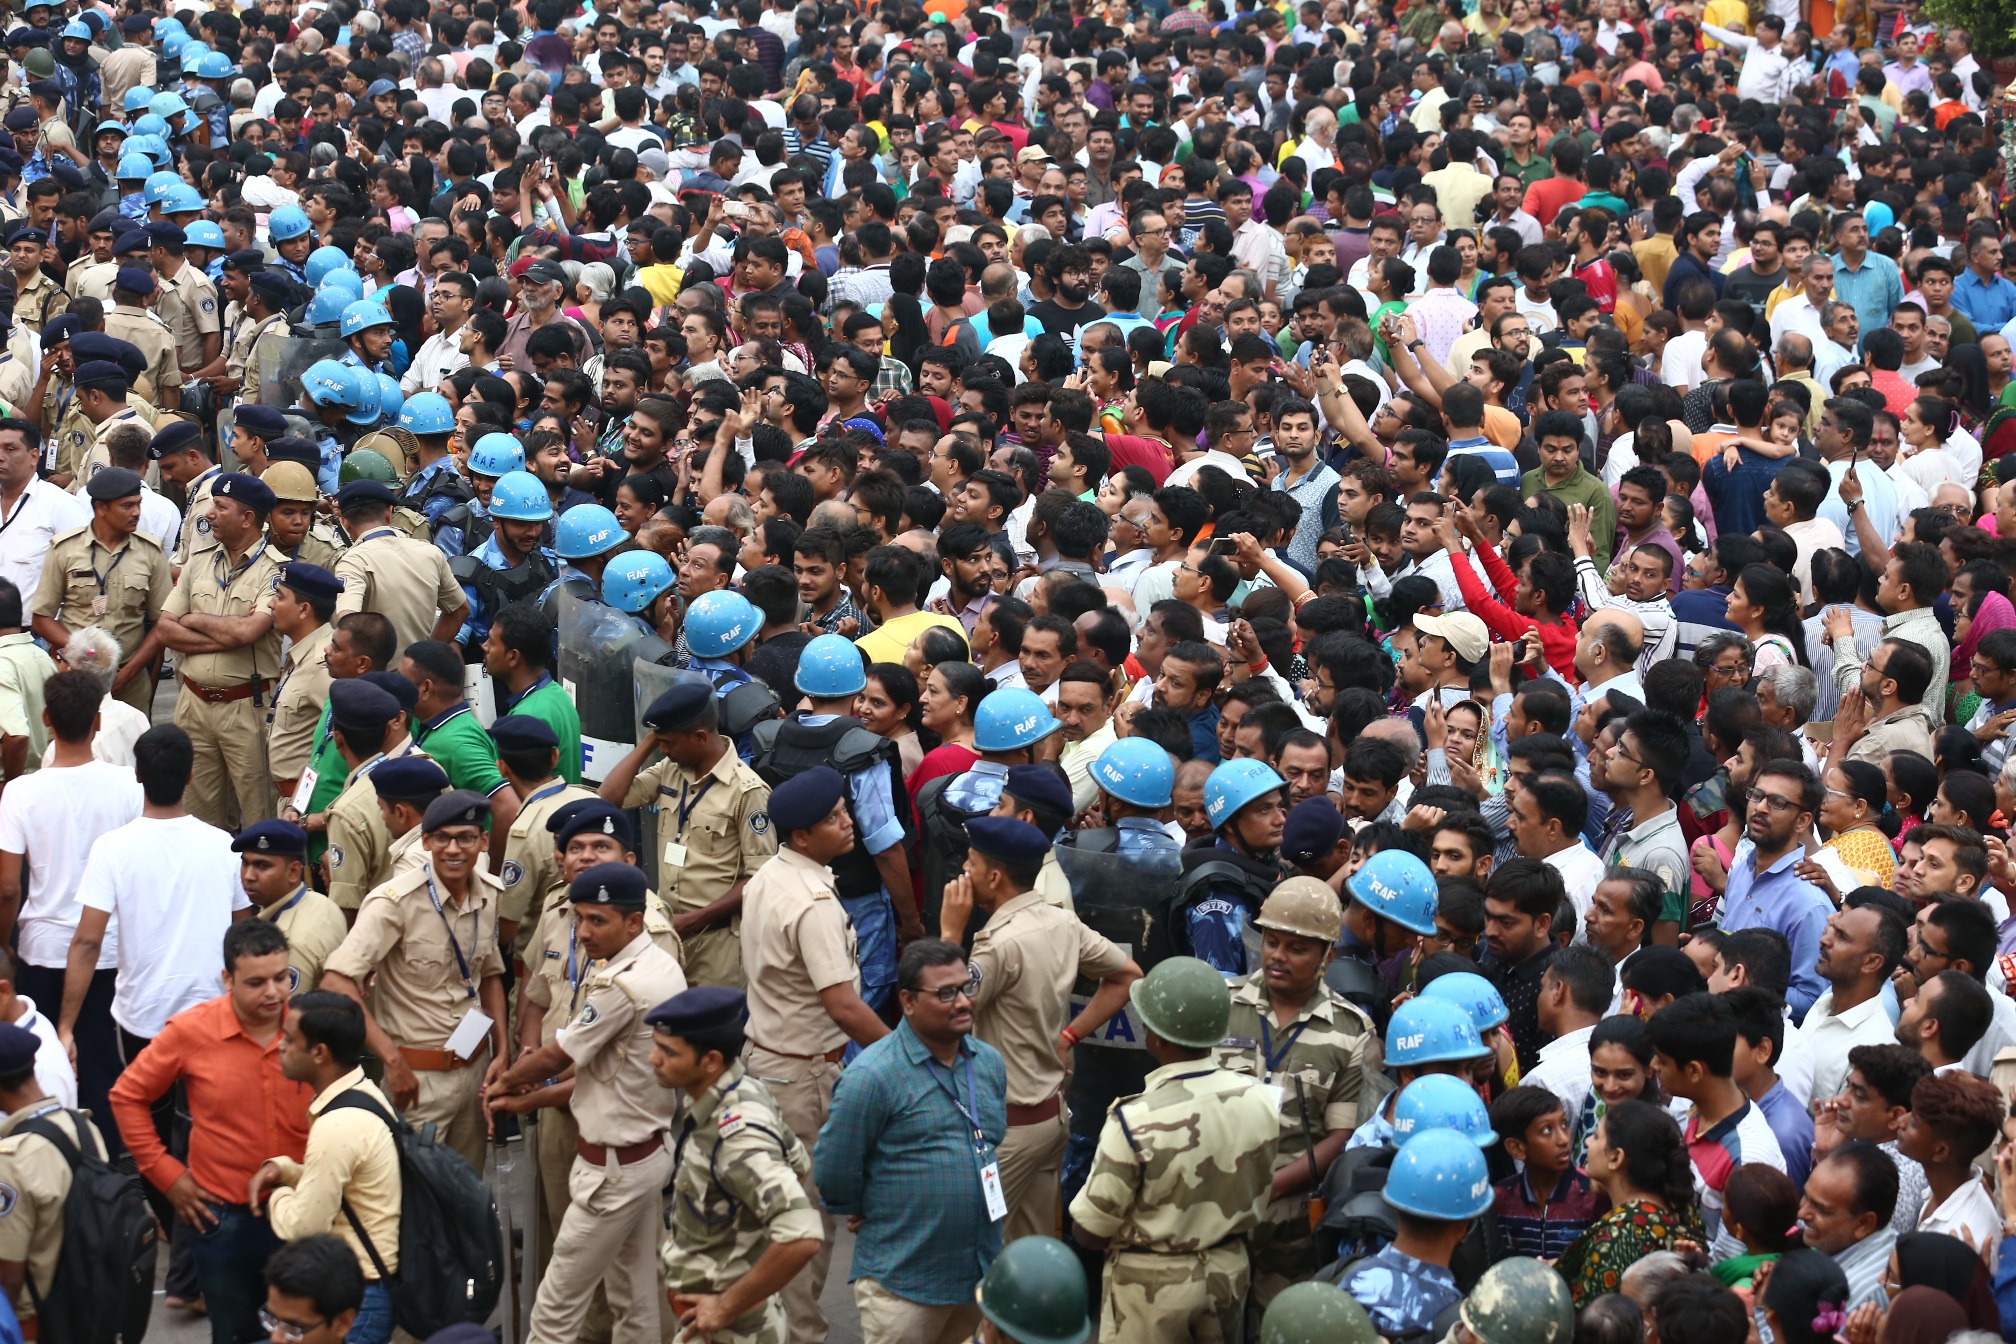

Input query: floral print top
[1557,1198,1706,1308]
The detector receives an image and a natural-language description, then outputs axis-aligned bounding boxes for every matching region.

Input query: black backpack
[1142,857,1279,966]
[324,1089,503,1338]
[17,1110,156,1344]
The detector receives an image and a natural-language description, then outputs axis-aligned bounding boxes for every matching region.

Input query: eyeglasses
[1745,788,1802,813]
[260,1306,329,1344]
[922,972,983,1004]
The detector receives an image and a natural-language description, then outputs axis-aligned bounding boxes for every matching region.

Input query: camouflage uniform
[1065,1060,1279,1343]
[1214,973,1374,1321]
[661,1059,825,1344]
[1339,1243,1463,1339]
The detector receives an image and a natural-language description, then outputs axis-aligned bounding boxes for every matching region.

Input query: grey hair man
[1755,663,1820,769]
[55,625,147,766]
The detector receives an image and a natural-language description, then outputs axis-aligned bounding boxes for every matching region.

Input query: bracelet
[1060,1025,1081,1047]
[1407,340,1425,351]
[1248,659,1270,674]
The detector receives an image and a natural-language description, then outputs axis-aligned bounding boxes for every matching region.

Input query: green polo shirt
[304,703,348,866]
[499,676,583,785]
[1522,463,1617,571]
[410,703,506,798]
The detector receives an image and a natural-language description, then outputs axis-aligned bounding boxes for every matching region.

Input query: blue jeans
[839,889,897,1011]
[346,1282,394,1344]
[188,1204,278,1344]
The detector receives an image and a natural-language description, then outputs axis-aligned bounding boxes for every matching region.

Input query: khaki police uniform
[0,348,31,417]
[69,403,153,496]
[32,521,169,712]
[501,780,598,955]
[164,538,286,831]
[739,846,863,1344]
[68,258,118,304]
[662,1059,822,1344]
[285,521,345,570]
[323,741,431,910]
[260,882,350,993]
[171,464,222,569]
[331,524,468,660]
[387,823,430,880]
[47,382,156,485]
[235,313,291,406]
[612,750,776,988]
[323,860,507,1171]
[528,928,686,1344]
[967,889,1133,1243]
[1067,1062,1281,1344]
[12,268,65,338]
[267,620,334,788]
[0,1100,107,1332]
[102,303,179,403]
[155,263,220,376]
[1213,973,1372,1323]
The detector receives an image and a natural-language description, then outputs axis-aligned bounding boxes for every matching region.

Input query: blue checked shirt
[814,1022,1008,1305]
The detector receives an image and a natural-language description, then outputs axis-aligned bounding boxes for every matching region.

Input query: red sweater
[1449,546,1581,682]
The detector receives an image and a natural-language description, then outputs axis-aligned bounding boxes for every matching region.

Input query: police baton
[1294,1074,1323,1232]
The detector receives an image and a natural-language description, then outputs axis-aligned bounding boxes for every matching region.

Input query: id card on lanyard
[935,1054,1007,1222]
[425,877,494,1059]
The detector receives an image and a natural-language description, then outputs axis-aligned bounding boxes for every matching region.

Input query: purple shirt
[1616,524,1687,595]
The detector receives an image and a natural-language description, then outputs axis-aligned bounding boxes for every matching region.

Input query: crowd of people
[0,0,2015,1341]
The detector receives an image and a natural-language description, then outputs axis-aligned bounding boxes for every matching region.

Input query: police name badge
[89,594,106,618]
[979,1157,1008,1222]
[663,841,688,867]
[446,1006,494,1061]
[290,767,318,815]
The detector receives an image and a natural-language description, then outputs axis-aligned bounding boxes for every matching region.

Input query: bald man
[1575,609,1646,702]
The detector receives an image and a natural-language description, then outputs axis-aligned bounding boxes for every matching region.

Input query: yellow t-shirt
[854,610,970,666]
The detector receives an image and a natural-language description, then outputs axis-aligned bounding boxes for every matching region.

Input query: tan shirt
[162,539,284,687]
[523,882,681,1041]
[555,930,687,1146]
[969,889,1131,1107]
[323,743,429,911]
[616,749,775,914]
[0,350,32,418]
[32,523,169,660]
[102,303,179,395]
[740,847,861,1058]
[11,269,64,336]
[262,883,350,993]
[331,526,468,658]
[68,259,118,304]
[72,404,152,495]
[266,1069,401,1278]
[0,1101,105,1318]
[98,47,155,115]
[172,467,221,568]
[324,861,505,1050]
[267,621,334,782]
[155,264,220,372]
[499,780,598,935]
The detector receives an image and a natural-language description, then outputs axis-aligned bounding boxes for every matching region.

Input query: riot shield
[260,333,349,408]
[555,587,666,781]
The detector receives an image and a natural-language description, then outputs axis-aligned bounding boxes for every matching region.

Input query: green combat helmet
[1127,955,1232,1049]
[338,445,398,485]
[1458,1257,1575,1344]
[1259,1282,1380,1344]
[975,1235,1091,1344]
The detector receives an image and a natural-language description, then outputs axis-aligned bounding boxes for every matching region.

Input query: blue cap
[38,312,76,349]
[143,220,185,247]
[965,815,1053,864]
[490,715,559,752]
[235,404,287,438]
[646,985,748,1034]
[248,271,293,305]
[113,264,154,296]
[366,78,399,98]
[569,860,647,907]
[335,479,397,510]
[232,820,309,857]
[1281,796,1345,865]
[4,225,44,246]
[277,562,343,603]
[1002,764,1071,821]
[71,330,144,376]
[370,757,453,797]
[265,438,321,473]
[85,467,142,501]
[557,800,635,849]
[422,790,491,833]
[146,420,203,459]
[359,670,417,713]
[770,765,845,833]
[0,1023,39,1075]
[71,358,125,386]
[641,680,714,732]
[212,471,274,513]
[328,679,400,732]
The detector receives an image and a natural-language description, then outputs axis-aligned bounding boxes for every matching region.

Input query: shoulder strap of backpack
[17,1113,86,1170]
[322,1091,400,1284]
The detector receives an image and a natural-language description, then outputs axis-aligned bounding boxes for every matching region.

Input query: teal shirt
[305,703,348,865]
[499,675,582,785]
[410,703,506,798]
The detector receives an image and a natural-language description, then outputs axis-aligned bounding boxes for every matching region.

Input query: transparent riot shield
[556,587,666,784]
[260,333,349,408]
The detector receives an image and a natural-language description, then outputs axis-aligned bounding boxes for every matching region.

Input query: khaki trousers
[853,1278,982,1344]
[681,924,745,988]
[113,666,153,714]
[173,689,276,830]
[406,1060,487,1172]
[1099,1243,1250,1344]
[526,1145,672,1344]
[744,1043,838,1344]
[998,1109,1068,1243]
[533,1110,613,1344]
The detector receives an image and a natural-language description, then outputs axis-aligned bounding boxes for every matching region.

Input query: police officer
[1450,1257,1577,1344]
[148,221,219,394]
[292,360,375,492]
[542,503,623,618]
[393,392,473,527]
[30,464,167,712]
[265,463,344,568]
[1331,849,1440,1034]
[1074,738,1185,859]
[0,1020,108,1334]
[267,205,313,284]
[600,680,776,988]
[330,479,470,656]
[489,861,686,1344]
[451,469,557,658]
[654,985,823,1344]
[68,348,149,491]
[1182,759,1292,976]
[749,632,918,1005]
[1214,878,1374,1326]
[915,686,1061,934]
[233,819,348,993]
[226,402,287,474]
[150,418,221,571]
[739,766,890,1344]
[435,433,523,559]
[338,301,394,378]
[322,789,510,1172]
[1331,1128,1490,1339]
[154,470,286,830]
[1258,1282,1380,1344]
[266,561,340,806]
[974,1236,1094,1344]
[684,589,779,762]
[599,548,679,656]
[944,814,1141,1242]
[492,715,595,953]
[229,270,292,406]
[7,225,63,336]
[1066,957,1280,1343]
[103,263,180,410]
[323,693,445,912]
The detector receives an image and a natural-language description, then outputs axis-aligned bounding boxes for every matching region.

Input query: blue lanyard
[1259,1014,1308,1075]
[525,779,569,809]
[89,537,128,594]
[267,885,308,919]
[931,1053,987,1152]
[423,877,480,998]
[676,778,717,838]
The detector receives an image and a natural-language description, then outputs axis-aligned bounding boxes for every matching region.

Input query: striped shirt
[1494,1167,1601,1259]
[1684,1099,1787,1259]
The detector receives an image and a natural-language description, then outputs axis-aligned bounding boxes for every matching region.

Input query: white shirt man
[0,478,88,605]
[1526,1021,1595,1120]
[1777,986,1898,1109]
